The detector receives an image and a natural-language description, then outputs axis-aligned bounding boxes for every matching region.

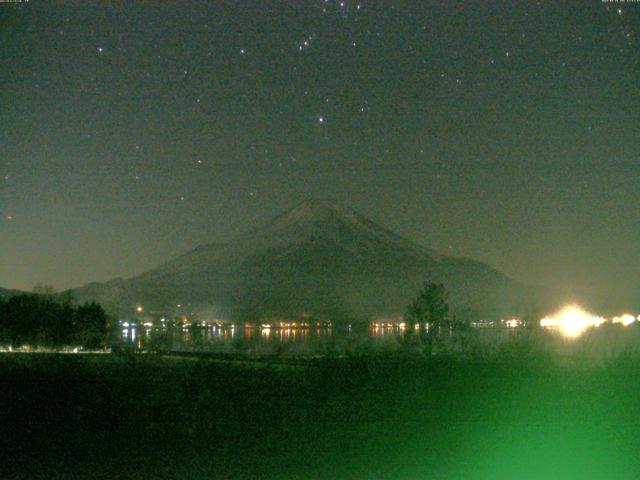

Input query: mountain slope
[74,200,529,321]
[0,288,24,300]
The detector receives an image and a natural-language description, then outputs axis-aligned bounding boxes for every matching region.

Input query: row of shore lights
[132,304,637,339]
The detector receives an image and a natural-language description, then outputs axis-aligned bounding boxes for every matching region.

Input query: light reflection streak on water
[261,326,271,339]
[370,322,409,338]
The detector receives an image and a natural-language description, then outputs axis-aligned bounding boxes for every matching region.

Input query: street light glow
[540,305,604,338]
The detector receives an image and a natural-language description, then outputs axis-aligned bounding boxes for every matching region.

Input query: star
[97,47,104,54]
[318,116,325,123]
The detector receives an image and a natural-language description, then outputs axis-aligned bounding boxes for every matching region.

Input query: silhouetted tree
[405,282,450,329]
[73,302,108,349]
[0,294,108,348]
[57,290,76,308]
[404,282,450,348]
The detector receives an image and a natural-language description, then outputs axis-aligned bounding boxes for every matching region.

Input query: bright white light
[612,314,636,327]
[540,305,603,338]
[504,319,521,328]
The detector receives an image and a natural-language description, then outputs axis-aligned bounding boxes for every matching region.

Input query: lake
[113,320,640,362]
[114,322,406,356]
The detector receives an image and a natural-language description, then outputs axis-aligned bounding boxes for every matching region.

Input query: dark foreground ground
[1,351,640,480]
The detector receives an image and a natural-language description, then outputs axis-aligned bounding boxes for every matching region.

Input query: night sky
[1,1,638,302]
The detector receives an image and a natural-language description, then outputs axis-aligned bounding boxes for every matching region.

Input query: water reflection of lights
[279,328,291,340]
[370,322,404,338]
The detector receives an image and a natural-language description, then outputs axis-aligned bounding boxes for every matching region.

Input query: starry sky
[1,1,639,303]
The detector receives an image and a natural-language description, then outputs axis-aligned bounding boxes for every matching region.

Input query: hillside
[0,288,23,300]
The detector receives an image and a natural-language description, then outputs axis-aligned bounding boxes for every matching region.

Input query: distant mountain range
[74,200,537,321]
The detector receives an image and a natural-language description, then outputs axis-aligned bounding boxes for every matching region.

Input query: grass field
[1,351,640,479]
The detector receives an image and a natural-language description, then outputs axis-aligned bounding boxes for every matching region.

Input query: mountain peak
[251,199,439,259]
[277,198,357,224]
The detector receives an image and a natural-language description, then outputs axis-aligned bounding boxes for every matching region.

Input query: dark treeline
[0,293,108,348]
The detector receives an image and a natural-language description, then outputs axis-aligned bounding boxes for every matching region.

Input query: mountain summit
[75,201,526,321]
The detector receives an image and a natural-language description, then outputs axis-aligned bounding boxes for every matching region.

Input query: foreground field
[1,352,640,479]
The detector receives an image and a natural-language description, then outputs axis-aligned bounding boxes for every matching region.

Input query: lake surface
[113,321,640,361]
[114,322,405,356]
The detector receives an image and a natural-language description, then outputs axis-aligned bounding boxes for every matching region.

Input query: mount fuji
[74,200,529,321]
